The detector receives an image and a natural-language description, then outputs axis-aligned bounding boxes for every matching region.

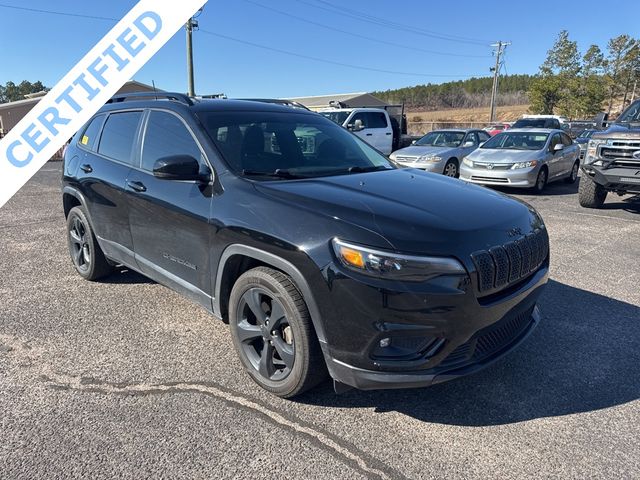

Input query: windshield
[617,101,640,123]
[578,130,595,139]
[320,111,350,125]
[415,131,465,147]
[197,111,394,179]
[481,132,549,150]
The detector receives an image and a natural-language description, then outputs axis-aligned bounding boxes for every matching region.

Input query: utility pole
[186,17,196,97]
[489,41,510,123]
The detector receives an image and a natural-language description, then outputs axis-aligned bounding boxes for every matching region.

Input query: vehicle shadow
[100,267,155,285]
[601,194,640,214]
[297,280,640,426]
[491,179,579,197]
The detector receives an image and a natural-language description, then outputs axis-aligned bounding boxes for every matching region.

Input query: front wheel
[531,168,548,194]
[443,159,459,178]
[228,267,327,398]
[578,175,607,208]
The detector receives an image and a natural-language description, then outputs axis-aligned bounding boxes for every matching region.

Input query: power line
[242,0,488,59]
[297,0,490,46]
[199,29,485,78]
[0,2,117,21]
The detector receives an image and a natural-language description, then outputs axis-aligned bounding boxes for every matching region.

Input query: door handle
[386,132,392,135]
[80,164,93,173]
[365,133,373,136]
[126,180,147,193]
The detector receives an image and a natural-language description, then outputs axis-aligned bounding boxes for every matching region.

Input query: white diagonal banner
[0,0,208,208]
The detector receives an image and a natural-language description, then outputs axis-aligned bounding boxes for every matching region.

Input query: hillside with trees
[372,74,534,111]
[0,80,48,103]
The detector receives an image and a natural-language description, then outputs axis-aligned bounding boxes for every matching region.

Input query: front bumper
[581,165,640,193]
[460,164,539,188]
[328,305,540,390]
[395,160,444,173]
[323,254,549,390]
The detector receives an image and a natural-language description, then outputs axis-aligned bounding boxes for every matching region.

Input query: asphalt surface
[1,163,639,479]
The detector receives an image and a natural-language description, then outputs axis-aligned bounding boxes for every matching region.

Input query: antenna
[151,80,158,100]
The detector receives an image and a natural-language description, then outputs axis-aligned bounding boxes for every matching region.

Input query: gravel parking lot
[1,163,639,479]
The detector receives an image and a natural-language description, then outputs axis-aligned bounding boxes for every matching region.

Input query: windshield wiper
[346,165,393,173]
[241,169,306,179]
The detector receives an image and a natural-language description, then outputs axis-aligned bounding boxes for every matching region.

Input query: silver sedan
[390,129,491,178]
[459,128,581,193]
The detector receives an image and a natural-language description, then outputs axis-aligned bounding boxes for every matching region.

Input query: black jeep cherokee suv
[62,92,549,398]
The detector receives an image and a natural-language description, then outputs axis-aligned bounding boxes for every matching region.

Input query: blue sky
[0,0,638,98]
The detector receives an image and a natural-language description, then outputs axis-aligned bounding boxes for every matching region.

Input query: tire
[531,167,548,194]
[565,160,579,184]
[228,266,327,398]
[578,174,607,208]
[443,159,459,178]
[66,206,113,281]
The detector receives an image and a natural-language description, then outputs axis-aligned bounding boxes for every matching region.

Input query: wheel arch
[214,244,327,344]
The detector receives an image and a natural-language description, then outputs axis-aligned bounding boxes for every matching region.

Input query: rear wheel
[531,167,548,194]
[578,175,607,208]
[228,267,326,398]
[66,206,113,280]
[443,159,459,178]
[565,160,579,184]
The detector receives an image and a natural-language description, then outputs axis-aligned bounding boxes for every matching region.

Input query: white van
[319,108,394,155]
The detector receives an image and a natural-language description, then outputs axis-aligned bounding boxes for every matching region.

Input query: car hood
[467,148,541,163]
[594,123,640,138]
[254,169,543,256]
[393,145,455,158]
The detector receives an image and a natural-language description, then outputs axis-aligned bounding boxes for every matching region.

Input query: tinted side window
[478,131,491,142]
[98,111,143,164]
[366,112,388,128]
[549,133,562,150]
[561,133,572,146]
[350,112,367,127]
[78,114,105,151]
[464,132,478,145]
[141,111,202,171]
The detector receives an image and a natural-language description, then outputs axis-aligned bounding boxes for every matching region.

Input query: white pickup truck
[319,108,394,155]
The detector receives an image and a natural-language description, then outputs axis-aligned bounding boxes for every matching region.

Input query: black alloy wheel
[228,267,326,397]
[236,287,295,381]
[66,206,113,280]
[69,215,91,274]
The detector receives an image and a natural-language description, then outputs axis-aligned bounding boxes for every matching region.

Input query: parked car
[512,116,565,130]
[389,129,491,177]
[579,99,640,208]
[320,107,394,154]
[574,129,598,162]
[485,123,510,136]
[460,128,581,193]
[62,92,549,398]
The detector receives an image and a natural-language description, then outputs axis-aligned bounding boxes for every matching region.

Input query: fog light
[379,337,391,348]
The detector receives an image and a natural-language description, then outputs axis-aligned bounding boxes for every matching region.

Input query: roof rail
[106,92,195,106]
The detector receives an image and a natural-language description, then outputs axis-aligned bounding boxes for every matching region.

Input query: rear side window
[141,111,203,171]
[78,114,105,151]
[366,112,388,128]
[478,131,491,142]
[98,111,143,164]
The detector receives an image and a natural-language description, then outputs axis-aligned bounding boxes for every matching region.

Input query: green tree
[0,80,48,103]
[577,45,607,116]
[605,35,636,114]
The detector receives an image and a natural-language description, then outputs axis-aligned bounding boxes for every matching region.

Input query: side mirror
[553,143,564,153]
[348,119,365,132]
[478,142,485,148]
[463,140,475,148]
[153,155,206,181]
[411,140,417,145]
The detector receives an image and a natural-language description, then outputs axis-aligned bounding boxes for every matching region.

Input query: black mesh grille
[440,308,534,368]
[472,228,548,294]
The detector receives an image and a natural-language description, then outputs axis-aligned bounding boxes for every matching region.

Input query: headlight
[332,238,466,281]
[462,157,473,167]
[511,160,538,169]
[585,139,606,164]
[418,155,442,163]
